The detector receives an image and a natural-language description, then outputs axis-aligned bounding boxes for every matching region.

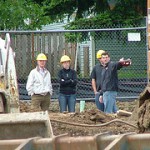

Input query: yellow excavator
[0,33,53,142]
[0,33,19,113]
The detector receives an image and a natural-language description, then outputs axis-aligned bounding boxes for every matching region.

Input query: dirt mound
[20,101,31,112]
[20,100,138,136]
[128,100,139,124]
[49,109,137,136]
[50,109,114,125]
[134,87,150,133]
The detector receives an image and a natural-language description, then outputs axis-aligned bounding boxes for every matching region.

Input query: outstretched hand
[119,58,131,66]
[119,57,124,61]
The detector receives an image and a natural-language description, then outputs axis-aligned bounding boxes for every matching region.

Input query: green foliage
[43,0,76,21]
[65,10,144,30]
[65,12,113,29]
[65,32,82,43]
[42,0,110,21]
[0,0,146,30]
[64,9,143,42]
[37,0,146,23]
[118,70,147,79]
[0,0,51,30]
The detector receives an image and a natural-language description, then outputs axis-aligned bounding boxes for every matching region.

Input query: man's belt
[34,92,49,96]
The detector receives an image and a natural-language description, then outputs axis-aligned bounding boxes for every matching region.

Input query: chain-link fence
[0,26,148,101]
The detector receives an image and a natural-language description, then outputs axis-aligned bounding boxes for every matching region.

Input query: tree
[43,0,77,21]
[1,0,146,30]
[41,0,109,21]
[0,0,51,30]
[32,0,146,22]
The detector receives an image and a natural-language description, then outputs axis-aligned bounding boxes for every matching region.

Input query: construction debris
[117,110,132,117]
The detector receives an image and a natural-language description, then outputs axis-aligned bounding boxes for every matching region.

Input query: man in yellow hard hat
[91,50,105,111]
[26,53,52,111]
[91,50,131,113]
[58,55,77,112]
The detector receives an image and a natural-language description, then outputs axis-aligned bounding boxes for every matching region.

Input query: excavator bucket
[0,111,53,140]
[1,133,150,150]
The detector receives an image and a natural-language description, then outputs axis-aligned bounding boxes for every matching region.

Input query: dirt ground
[20,100,139,136]
[136,88,150,133]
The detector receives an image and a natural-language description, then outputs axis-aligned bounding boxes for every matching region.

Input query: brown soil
[20,100,138,136]
[136,87,150,133]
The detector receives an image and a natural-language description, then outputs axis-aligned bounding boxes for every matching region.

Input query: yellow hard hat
[60,55,71,63]
[36,53,47,60]
[96,50,105,59]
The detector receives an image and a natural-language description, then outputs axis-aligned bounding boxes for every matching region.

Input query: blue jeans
[103,91,118,113]
[58,94,76,112]
[95,92,104,111]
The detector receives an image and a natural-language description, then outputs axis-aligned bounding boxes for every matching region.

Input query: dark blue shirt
[91,61,122,92]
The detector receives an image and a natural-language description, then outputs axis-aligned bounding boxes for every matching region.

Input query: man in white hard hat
[26,53,52,111]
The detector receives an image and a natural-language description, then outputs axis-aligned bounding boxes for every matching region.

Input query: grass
[118,70,147,79]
